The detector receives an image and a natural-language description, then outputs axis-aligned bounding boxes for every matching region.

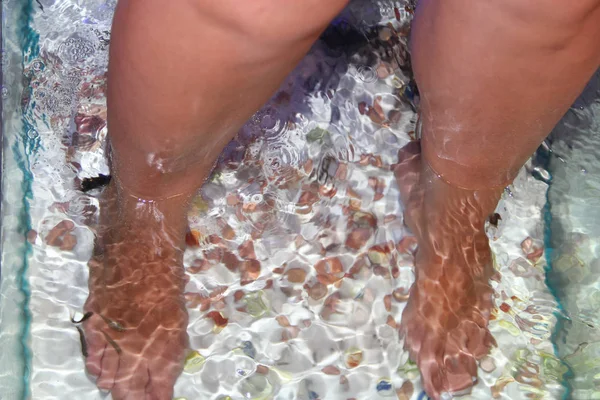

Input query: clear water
[1,0,598,399]
[541,71,600,399]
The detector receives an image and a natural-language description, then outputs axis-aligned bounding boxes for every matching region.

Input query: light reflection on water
[3,0,593,399]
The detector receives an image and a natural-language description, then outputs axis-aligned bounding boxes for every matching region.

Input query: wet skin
[80,0,600,399]
[83,184,189,399]
[394,141,500,397]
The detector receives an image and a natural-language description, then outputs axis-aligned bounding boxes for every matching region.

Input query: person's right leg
[82,1,348,399]
[395,0,600,398]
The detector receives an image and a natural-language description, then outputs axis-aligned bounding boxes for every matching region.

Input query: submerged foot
[394,142,500,399]
[82,183,189,400]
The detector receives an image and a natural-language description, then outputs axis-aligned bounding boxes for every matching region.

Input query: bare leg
[82,1,348,399]
[395,0,600,398]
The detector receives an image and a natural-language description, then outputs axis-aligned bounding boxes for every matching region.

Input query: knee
[504,0,599,23]
[498,0,600,53]
[555,0,600,24]
[509,0,600,32]
[187,0,350,45]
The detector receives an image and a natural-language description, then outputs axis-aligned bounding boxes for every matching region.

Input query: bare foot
[394,141,500,399]
[81,183,189,400]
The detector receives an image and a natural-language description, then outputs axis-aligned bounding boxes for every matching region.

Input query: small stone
[521,237,533,254]
[256,364,269,374]
[377,62,394,79]
[234,290,245,302]
[222,251,241,271]
[319,184,337,198]
[530,338,542,345]
[210,286,227,300]
[480,356,496,373]
[367,97,386,125]
[222,223,235,240]
[396,237,417,254]
[339,375,349,389]
[305,282,328,300]
[185,229,201,247]
[498,320,521,336]
[46,220,75,248]
[386,315,396,329]
[368,245,391,266]
[208,234,223,245]
[526,247,544,263]
[488,213,502,227]
[206,311,228,333]
[392,288,410,302]
[378,27,393,41]
[188,258,210,274]
[384,295,392,312]
[244,291,269,318]
[373,266,391,279]
[241,259,261,285]
[314,257,344,285]
[322,365,340,375]
[27,229,38,244]
[345,348,363,369]
[241,341,256,359]
[491,377,514,398]
[396,381,414,400]
[226,193,240,206]
[59,233,77,251]
[204,247,224,262]
[335,162,348,180]
[273,267,285,274]
[358,102,367,115]
[191,196,209,213]
[276,315,291,327]
[345,228,372,251]
[376,378,394,395]
[287,268,307,283]
[183,350,205,373]
[185,293,210,311]
[238,240,256,259]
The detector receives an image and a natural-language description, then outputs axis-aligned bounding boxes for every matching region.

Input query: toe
[97,344,120,390]
[419,357,445,400]
[417,341,446,400]
[396,141,421,165]
[443,351,477,394]
[484,329,497,350]
[145,334,186,400]
[145,370,176,400]
[394,142,421,177]
[111,360,150,400]
[83,322,107,377]
[85,342,105,377]
[461,320,491,359]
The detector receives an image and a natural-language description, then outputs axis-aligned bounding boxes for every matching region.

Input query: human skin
[395,0,600,397]
[80,0,600,399]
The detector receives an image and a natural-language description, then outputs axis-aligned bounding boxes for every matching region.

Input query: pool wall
[0,1,38,399]
[545,69,600,399]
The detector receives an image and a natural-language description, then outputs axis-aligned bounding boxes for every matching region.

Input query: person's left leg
[82,1,348,399]
[395,1,600,398]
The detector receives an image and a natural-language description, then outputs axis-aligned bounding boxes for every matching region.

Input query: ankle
[412,164,500,267]
[105,182,191,239]
[421,134,517,191]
